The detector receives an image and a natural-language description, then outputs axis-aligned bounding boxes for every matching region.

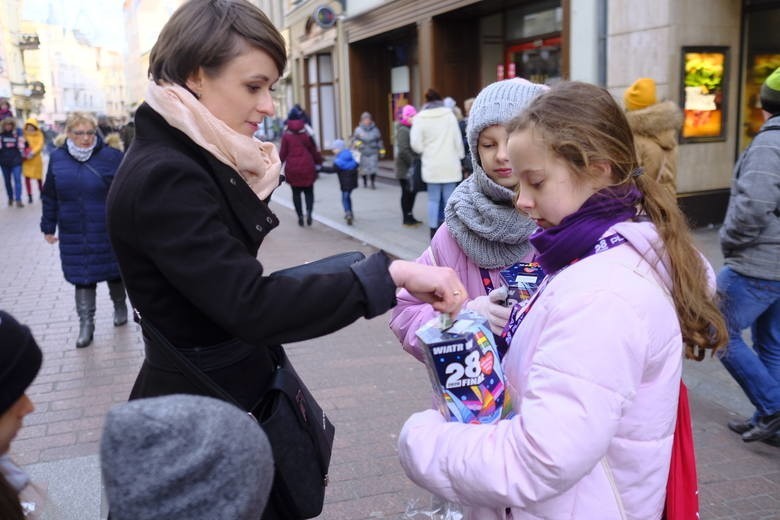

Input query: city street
[2,172,779,519]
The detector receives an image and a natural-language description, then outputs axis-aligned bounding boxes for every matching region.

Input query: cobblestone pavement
[1,173,778,519]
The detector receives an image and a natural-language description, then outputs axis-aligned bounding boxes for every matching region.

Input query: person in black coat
[105,2,466,518]
[41,112,127,348]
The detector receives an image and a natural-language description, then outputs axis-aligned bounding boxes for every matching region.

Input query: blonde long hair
[507,81,726,360]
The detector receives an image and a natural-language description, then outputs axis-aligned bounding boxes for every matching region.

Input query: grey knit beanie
[444,78,547,269]
[466,78,549,172]
[100,394,274,520]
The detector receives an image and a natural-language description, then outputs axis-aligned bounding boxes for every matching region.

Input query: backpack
[662,381,699,520]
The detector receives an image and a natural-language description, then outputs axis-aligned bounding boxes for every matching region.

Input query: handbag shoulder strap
[83,161,111,187]
[135,309,240,407]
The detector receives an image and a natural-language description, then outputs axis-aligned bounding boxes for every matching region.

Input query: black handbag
[405,158,426,193]
[135,251,367,518]
[138,318,335,519]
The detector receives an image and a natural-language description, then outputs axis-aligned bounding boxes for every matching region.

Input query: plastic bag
[402,495,464,520]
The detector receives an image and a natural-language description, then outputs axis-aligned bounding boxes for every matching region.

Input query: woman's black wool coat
[106,102,396,411]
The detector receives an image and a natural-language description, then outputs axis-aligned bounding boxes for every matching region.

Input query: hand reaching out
[389,260,466,315]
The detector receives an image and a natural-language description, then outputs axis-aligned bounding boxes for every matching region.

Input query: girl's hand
[43,234,58,244]
[389,260,466,315]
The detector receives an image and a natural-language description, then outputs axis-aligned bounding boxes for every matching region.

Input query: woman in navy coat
[41,112,126,348]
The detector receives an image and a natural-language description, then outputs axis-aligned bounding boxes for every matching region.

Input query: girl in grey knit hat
[390,78,547,361]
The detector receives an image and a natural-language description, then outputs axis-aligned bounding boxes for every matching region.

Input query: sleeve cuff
[351,251,397,318]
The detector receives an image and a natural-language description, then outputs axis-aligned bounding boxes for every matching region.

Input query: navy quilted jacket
[41,139,124,285]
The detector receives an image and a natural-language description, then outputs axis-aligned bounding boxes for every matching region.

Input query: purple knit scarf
[529,185,641,274]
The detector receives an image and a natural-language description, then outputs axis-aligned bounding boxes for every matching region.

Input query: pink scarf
[145,81,281,200]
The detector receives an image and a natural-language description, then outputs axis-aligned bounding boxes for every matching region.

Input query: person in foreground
[101,394,274,520]
[105,2,465,517]
[716,66,780,445]
[397,81,727,519]
[0,310,45,519]
[390,78,545,361]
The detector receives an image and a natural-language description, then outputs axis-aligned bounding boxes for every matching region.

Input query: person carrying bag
[105,3,467,518]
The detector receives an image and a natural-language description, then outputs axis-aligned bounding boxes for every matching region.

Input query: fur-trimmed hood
[625,100,683,149]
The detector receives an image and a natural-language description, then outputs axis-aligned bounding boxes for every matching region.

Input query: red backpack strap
[663,381,699,519]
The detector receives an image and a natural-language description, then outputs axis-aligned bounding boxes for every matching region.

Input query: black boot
[108,280,128,326]
[297,215,304,226]
[403,214,422,226]
[75,287,96,348]
[370,174,376,189]
[362,175,368,188]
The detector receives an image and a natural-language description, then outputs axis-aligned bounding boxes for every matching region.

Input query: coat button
[255,224,263,232]
[266,216,274,224]
[229,177,237,185]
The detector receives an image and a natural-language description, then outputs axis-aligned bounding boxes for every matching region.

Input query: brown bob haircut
[148,0,287,87]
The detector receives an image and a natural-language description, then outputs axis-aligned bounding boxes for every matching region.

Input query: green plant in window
[684,53,724,93]
[752,55,780,84]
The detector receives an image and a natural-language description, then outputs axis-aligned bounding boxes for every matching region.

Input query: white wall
[569,0,600,84]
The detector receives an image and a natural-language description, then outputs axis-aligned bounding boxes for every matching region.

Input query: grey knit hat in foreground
[100,394,274,520]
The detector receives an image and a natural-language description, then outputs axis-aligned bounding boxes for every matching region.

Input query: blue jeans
[717,266,780,418]
[427,182,457,229]
[1,164,22,202]
[341,190,352,213]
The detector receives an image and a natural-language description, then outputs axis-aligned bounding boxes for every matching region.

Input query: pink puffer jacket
[389,225,533,362]
[399,221,689,519]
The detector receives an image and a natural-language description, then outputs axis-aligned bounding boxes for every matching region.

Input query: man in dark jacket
[717,66,780,446]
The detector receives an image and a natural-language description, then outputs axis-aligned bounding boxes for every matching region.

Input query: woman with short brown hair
[106,1,465,518]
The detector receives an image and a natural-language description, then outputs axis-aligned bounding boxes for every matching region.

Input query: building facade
[283,0,780,225]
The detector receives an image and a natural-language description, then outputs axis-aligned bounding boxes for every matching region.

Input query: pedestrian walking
[394,104,422,226]
[0,98,13,121]
[105,2,466,518]
[716,66,780,445]
[398,81,727,519]
[460,96,475,179]
[118,117,135,151]
[410,88,465,238]
[351,111,384,189]
[390,78,546,360]
[319,139,358,225]
[21,118,44,204]
[279,109,322,226]
[283,104,316,143]
[101,394,274,520]
[623,77,683,199]
[41,112,127,349]
[0,310,45,520]
[0,117,26,208]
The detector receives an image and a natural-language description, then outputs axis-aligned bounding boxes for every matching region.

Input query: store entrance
[505,36,562,85]
[739,5,780,152]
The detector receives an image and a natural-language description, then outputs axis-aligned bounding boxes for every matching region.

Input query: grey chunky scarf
[444,164,537,269]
